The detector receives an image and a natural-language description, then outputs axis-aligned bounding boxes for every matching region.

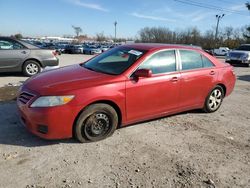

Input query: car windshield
[236,45,250,51]
[82,46,146,75]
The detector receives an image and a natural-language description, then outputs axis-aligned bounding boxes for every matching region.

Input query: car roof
[122,43,203,51]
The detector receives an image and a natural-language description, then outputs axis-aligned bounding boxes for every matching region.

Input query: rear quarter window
[180,50,203,70]
[180,50,214,70]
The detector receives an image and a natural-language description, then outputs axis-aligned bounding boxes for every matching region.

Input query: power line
[174,0,249,16]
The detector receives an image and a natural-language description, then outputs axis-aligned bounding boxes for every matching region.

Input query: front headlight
[30,95,74,107]
[242,54,249,60]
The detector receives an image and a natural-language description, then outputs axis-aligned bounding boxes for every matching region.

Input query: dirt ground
[0,58,250,188]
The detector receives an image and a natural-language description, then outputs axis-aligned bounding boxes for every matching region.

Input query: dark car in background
[64,45,84,54]
[0,37,59,76]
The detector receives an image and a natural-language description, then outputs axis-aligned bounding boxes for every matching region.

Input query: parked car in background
[27,41,44,48]
[0,37,59,76]
[64,45,84,54]
[83,45,102,55]
[99,45,110,52]
[213,47,230,56]
[17,44,236,142]
[226,44,250,67]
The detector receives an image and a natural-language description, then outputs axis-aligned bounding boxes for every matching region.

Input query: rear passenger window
[202,56,214,67]
[180,50,203,70]
[139,50,176,74]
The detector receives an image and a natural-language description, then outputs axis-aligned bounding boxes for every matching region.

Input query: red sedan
[17,44,236,142]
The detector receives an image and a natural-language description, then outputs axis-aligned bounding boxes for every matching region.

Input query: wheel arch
[216,83,227,96]
[72,100,123,136]
[22,58,42,69]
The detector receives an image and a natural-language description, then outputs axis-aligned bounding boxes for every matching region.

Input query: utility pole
[215,14,225,40]
[114,21,117,42]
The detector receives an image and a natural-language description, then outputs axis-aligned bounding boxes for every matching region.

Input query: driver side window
[139,50,176,74]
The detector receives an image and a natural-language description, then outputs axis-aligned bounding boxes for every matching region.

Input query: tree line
[136,25,249,49]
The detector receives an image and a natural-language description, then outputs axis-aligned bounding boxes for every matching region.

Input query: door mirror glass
[134,69,152,78]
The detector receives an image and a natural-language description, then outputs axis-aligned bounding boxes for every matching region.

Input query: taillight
[52,51,57,56]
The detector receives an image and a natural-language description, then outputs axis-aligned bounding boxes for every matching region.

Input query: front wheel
[23,60,41,76]
[74,104,118,142]
[203,86,224,113]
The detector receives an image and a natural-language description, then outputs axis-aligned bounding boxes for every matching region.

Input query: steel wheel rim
[83,112,111,139]
[26,63,39,75]
[208,89,222,111]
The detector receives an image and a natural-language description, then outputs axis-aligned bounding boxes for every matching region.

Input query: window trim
[177,49,215,72]
[129,49,179,78]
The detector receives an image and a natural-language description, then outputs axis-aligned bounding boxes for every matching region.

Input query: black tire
[23,60,41,77]
[203,85,224,113]
[74,104,118,143]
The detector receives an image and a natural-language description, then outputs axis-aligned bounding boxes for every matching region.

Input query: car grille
[229,52,243,58]
[18,92,35,104]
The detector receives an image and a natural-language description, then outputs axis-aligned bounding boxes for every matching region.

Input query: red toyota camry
[17,44,236,142]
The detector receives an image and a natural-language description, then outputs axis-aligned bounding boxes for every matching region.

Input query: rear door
[178,50,217,108]
[0,38,30,70]
[126,50,181,123]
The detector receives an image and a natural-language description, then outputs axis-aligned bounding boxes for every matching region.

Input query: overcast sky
[0,0,249,38]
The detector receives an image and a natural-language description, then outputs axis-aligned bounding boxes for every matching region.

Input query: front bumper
[17,99,79,140]
[226,59,250,64]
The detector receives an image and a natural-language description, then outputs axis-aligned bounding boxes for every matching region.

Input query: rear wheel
[74,104,118,142]
[23,60,41,76]
[203,85,224,113]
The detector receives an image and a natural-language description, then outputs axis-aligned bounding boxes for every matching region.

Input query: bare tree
[72,25,82,37]
[244,2,250,42]
[96,32,106,42]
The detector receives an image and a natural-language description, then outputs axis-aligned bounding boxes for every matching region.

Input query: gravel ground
[0,55,250,188]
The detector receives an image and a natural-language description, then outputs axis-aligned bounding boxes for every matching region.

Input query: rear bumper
[41,57,59,68]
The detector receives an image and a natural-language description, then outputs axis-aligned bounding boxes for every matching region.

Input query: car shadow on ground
[0,102,204,147]
[0,102,78,147]
[231,64,249,67]
[238,75,250,82]
[0,72,26,77]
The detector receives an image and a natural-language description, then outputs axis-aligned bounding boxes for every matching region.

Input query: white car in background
[213,47,230,56]
[226,44,250,67]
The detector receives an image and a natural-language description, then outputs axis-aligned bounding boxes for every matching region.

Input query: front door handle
[209,71,215,75]
[171,77,178,82]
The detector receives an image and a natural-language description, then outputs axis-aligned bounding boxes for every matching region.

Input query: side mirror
[134,69,152,78]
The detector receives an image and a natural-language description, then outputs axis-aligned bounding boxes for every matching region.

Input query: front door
[126,50,180,123]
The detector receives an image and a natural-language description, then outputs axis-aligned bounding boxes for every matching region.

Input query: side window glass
[0,40,24,50]
[139,50,176,74]
[0,40,13,50]
[12,41,25,49]
[202,56,214,67]
[180,50,203,70]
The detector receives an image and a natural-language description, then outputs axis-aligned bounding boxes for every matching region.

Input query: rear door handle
[21,51,27,54]
[171,77,178,82]
[209,71,215,75]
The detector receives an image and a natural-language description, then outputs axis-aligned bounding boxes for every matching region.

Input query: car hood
[229,50,250,54]
[23,64,116,95]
